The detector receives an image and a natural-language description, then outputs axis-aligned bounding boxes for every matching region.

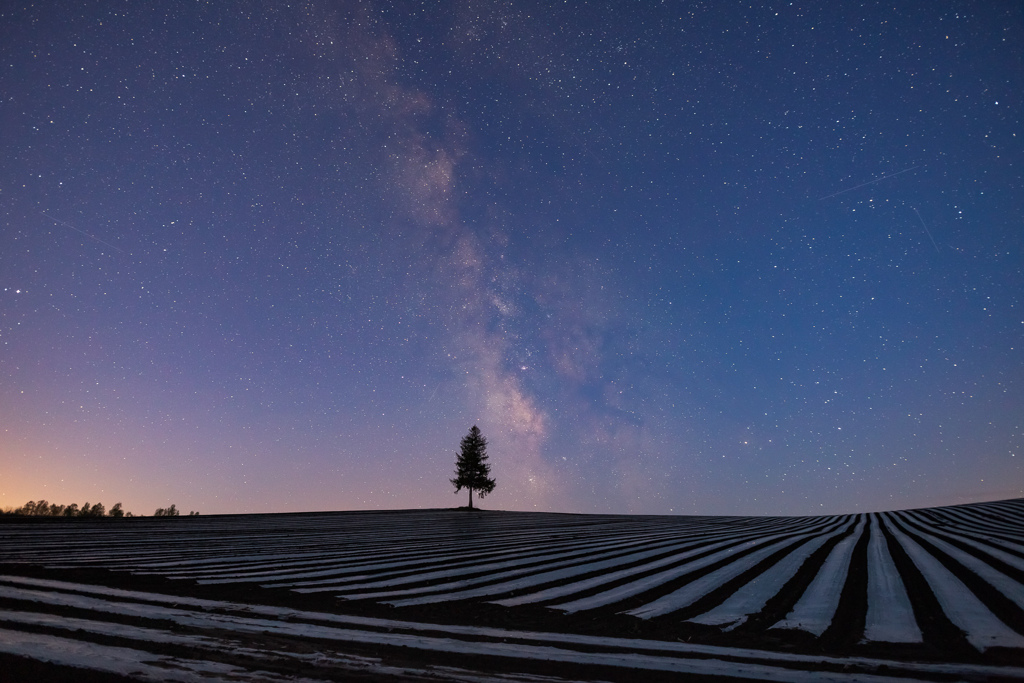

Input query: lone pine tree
[451,425,496,509]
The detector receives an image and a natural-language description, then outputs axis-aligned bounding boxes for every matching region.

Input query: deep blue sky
[2,1,1021,516]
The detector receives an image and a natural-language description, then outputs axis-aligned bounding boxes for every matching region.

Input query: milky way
[1,1,1021,515]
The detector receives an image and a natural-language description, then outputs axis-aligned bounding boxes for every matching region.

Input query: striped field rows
[1,499,1023,681]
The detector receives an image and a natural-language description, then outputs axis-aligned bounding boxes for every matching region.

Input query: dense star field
[1,499,1023,681]
[1,1,1022,516]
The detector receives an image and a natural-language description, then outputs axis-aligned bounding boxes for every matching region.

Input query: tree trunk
[468,488,473,509]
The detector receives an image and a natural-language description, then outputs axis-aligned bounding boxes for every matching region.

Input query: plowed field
[2,499,1022,681]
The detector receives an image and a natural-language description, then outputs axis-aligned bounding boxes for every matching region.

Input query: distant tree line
[153,504,199,517]
[1,500,200,518]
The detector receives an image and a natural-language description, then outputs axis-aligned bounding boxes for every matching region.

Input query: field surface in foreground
[1,499,1023,682]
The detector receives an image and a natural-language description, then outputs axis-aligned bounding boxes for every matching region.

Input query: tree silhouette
[450,425,496,509]
[154,504,179,517]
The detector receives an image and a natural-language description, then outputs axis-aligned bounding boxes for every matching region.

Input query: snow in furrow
[882,513,1024,651]
[0,608,253,651]
[920,503,1024,537]
[905,520,1024,610]
[174,554,424,581]
[0,619,896,683]
[625,524,844,620]
[548,527,830,615]
[928,507,1024,541]
[139,534,555,572]
[900,510,1024,571]
[129,543,504,574]
[156,541,472,575]
[295,537,694,598]
[190,528,689,582]
[34,538,390,569]
[3,575,1023,681]
[961,501,1024,527]
[0,589,963,683]
[863,513,921,644]
[983,501,1024,526]
[771,515,866,636]
[11,514,659,570]
[490,533,763,608]
[3,516,755,573]
[370,534,774,607]
[298,524,810,599]
[893,516,1024,610]
[268,529,696,589]
[0,616,600,683]
[208,545,565,586]
[0,628,325,683]
[375,524,825,607]
[21,527,370,548]
[147,538,505,574]
[687,520,853,630]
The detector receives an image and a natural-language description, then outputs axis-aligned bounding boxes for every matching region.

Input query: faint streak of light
[428,383,440,401]
[41,212,125,253]
[818,166,921,200]
[912,206,941,253]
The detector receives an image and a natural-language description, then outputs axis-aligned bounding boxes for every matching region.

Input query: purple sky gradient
[1,1,1021,516]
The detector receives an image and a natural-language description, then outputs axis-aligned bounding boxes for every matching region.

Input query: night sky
[2,1,1021,517]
